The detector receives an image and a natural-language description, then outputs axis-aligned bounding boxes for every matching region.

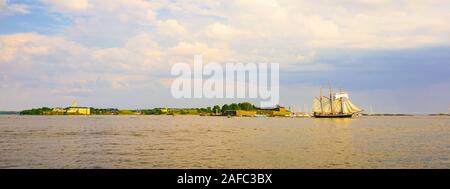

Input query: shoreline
[1,114,449,117]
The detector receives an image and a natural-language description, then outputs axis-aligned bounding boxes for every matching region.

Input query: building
[66,101,90,115]
[223,110,257,117]
[51,107,66,115]
[256,105,290,117]
[160,108,168,113]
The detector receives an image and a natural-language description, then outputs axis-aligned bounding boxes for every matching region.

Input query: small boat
[312,87,362,118]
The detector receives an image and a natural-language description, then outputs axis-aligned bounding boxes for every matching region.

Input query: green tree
[221,104,229,113]
[20,107,52,115]
[229,103,240,110]
[212,105,221,114]
[238,102,255,111]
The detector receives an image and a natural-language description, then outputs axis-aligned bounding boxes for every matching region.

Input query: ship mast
[329,85,333,114]
[320,87,323,113]
[340,88,344,114]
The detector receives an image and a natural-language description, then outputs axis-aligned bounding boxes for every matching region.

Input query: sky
[0,0,449,113]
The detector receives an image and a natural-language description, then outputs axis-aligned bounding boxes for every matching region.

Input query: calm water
[0,115,448,168]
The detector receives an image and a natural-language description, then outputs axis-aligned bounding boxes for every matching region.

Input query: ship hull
[313,113,354,118]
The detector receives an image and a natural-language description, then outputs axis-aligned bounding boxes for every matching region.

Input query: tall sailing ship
[312,87,362,118]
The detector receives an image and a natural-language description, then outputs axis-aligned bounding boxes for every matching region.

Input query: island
[18,101,292,117]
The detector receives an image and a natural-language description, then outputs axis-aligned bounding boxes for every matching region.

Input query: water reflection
[309,118,354,167]
[0,115,448,168]
[313,118,352,128]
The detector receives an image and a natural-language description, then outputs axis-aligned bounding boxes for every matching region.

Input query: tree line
[19,102,258,115]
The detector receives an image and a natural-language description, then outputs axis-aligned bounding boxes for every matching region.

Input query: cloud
[168,42,238,63]
[200,0,450,49]
[307,17,340,38]
[48,0,161,47]
[202,22,239,40]
[32,0,450,50]
[0,32,160,92]
[0,33,85,63]
[42,0,90,11]
[1,0,450,111]
[0,0,29,15]
[156,19,186,37]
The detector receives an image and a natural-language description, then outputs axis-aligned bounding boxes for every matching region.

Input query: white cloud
[0,33,85,63]
[35,0,450,56]
[3,1,450,72]
[50,0,162,47]
[0,0,29,15]
[203,22,237,40]
[43,0,90,11]
[1,0,450,110]
[168,42,238,63]
[307,17,340,38]
[156,19,186,38]
[206,0,450,48]
[0,33,160,91]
